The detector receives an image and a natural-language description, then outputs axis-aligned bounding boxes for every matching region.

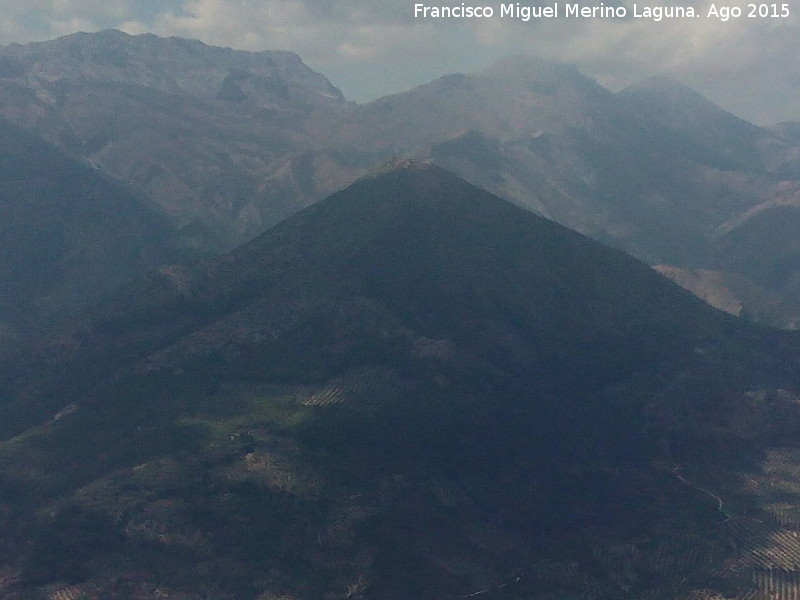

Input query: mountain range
[3,30,800,600]
[0,29,356,249]
[2,162,800,599]
[1,30,799,328]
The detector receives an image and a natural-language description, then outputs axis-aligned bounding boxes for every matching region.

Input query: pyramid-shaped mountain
[1,163,799,599]
[30,160,777,400]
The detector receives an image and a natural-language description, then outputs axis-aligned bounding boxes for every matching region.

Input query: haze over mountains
[1,30,799,328]
[2,29,800,600]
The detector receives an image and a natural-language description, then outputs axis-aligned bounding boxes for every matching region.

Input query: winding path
[672,465,732,521]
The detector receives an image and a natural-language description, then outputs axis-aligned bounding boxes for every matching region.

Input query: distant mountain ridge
[346,56,613,148]
[0,29,346,114]
[2,30,800,324]
[0,29,357,249]
[3,29,800,600]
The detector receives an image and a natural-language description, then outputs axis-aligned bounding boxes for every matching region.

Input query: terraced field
[300,366,404,410]
[0,374,796,600]
[753,569,800,599]
[47,585,92,600]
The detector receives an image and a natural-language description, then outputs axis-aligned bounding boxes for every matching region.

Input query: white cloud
[0,0,797,122]
[467,0,800,122]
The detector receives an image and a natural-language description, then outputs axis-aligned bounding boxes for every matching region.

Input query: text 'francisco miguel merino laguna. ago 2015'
[413,3,791,21]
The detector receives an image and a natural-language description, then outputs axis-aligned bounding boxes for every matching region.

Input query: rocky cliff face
[0,29,346,117]
[0,30,355,249]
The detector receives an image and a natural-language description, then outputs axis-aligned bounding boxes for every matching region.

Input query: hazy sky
[1,0,798,124]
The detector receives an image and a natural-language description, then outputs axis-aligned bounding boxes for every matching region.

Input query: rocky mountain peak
[0,29,348,108]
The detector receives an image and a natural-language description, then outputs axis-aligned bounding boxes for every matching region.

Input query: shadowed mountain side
[423,123,779,268]
[13,160,781,405]
[347,60,798,272]
[713,203,800,308]
[0,116,190,343]
[1,163,800,599]
[2,161,795,465]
